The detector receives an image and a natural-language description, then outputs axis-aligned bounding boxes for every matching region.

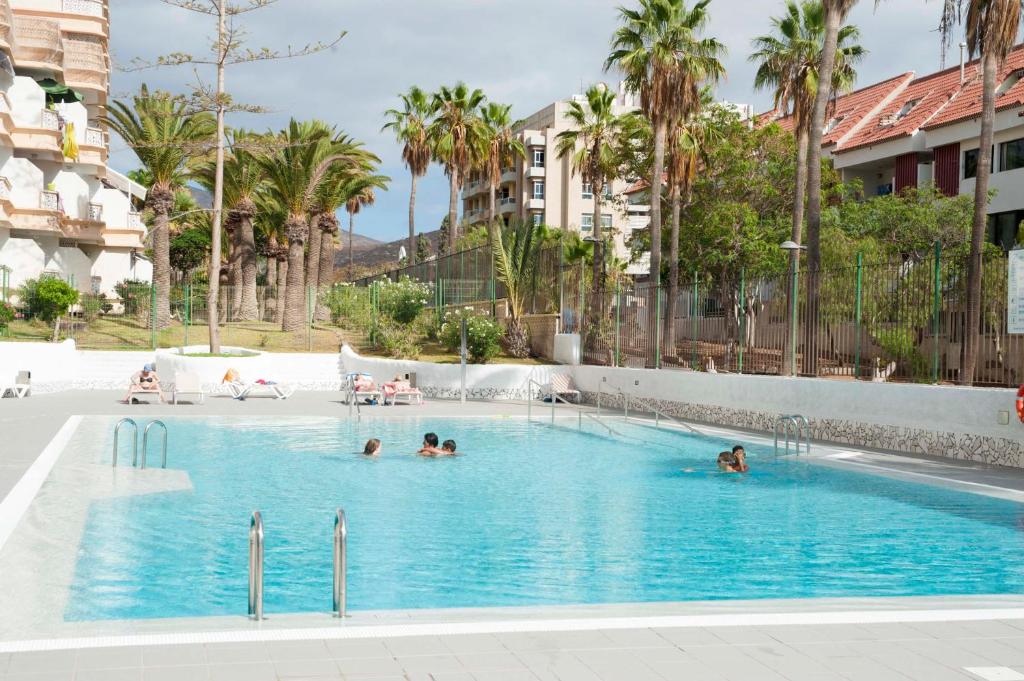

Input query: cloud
[109,0,966,243]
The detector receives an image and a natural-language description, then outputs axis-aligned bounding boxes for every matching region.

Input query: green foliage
[0,301,14,327]
[439,307,503,363]
[170,227,211,275]
[115,279,150,315]
[375,318,422,359]
[416,233,432,262]
[19,278,79,323]
[493,219,542,321]
[79,293,112,322]
[454,225,489,251]
[438,215,451,255]
[323,284,371,329]
[376,276,432,324]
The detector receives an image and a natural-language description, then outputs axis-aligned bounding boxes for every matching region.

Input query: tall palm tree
[197,129,266,321]
[803,0,860,374]
[941,0,1022,385]
[254,193,285,322]
[751,0,863,374]
[555,83,629,305]
[260,120,356,332]
[344,174,389,279]
[428,83,487,252]
[383,86,433,266]
[104,85,215,328]
[479,102,526,246]
[606,0,725,365]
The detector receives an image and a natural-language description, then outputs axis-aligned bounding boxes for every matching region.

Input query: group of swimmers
[361,432,458,458]
[716,445,749,473]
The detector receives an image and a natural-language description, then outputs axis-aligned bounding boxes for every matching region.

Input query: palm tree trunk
[488,181,497,246]
[782,123,810,377]
[348,211,355,280]
[664,183,680,361]
[448,166,460,252]
[227,223,242,321]
[647,119,668,368]
[803,3,845,376]
[274,252,287,325]
[237,210,258,321]
[409,173,417,266]
[963,51,998,386]
[147,188,173,329]
[265,242,278,323]
[282,217,307,332]
[306,213,322,296]
[316,217,336,321]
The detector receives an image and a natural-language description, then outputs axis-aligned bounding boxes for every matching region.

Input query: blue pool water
[64,416,1024,621]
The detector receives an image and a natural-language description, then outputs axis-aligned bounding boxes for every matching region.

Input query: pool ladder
[112,418,168,468]
[774,415,810,456]
[247,508,348,622]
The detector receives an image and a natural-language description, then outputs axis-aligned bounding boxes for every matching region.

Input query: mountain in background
[334,230,442,278]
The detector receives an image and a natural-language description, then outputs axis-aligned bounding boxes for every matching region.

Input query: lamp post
[780,240,806,378]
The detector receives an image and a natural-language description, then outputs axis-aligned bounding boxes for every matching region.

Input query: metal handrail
[773,415,810,456]
[333,508,347,618]
[790,414,811,453]
[526,378,621,437]
[140,420,168,469]
[112,418,137,467]
[609,385,701,435]
[248,511,264,620]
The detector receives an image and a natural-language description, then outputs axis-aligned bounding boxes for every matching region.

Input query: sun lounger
[383,381,424,406]
[0,371,30,398]
[342,373,383,405]
[547,374,581,403]
[172,372,205,404]
[233,381,295,400]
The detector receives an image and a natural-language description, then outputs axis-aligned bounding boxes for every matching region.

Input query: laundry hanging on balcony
[63,122,80,161]
[36,79,83,104]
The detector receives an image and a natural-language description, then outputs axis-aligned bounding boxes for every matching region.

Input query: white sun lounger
[233,381,295,400]
[342,373,383,405]
[0,372,29,398]
[172,372,205,404]
[547,374,581,403]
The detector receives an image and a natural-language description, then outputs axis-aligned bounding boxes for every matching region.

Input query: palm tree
[555,83,629,308]
[479,102,526,246]
[260,120,356,332]
[940,0,1022,384]
[104,85,215,328]
[344,174,389,279]
[606,0,725,365]
[493,219,542,358]
[383,86,433,266]
[254,194,284,322]
[428,83,487,252]
[751,0,863,374]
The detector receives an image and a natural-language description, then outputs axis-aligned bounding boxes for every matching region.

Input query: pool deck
[5,391,1024,680]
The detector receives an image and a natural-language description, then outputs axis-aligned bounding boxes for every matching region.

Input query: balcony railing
[88,202,102,221]
[13,17,64,69]
[0,176,11,202]
[84,126,104,147]
[41,108,59,130]
[0,0,13,49]
[40,190,60,212]
[63,35,107,89]
[62,0,105,17]
[127,210,142,230]
[499,197,516,206]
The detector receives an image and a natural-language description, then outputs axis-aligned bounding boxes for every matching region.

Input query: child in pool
[363,438,381,457]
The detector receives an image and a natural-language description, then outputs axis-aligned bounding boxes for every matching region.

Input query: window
[582,183,593,199]
[1000,138,1024,172]
[965,146,995,179]
[532,149,545,168]
[532,181,545,199]
[580,215,593,231]
[604,186,613,200]
[601,214,612,228]
[532,213,543,226]
[824,115,846,134]
[988,210,1024,251]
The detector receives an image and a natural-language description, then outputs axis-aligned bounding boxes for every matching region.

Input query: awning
[36,78,83,104]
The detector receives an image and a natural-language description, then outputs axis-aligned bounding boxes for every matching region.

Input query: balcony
[63,34,107,91]
[62,0,105,17]
[0,0,13,53]
[500,169,516,184]
[526,166,545,180]
[40,108,58,130]
[127,210,142,230]
[87,201,101,221]
[0,176,11,202]
[462,180,484,198]
[40,189,59,211]
[12,16,63,71]
[84,126,104,147]
[527,198,545,211]
[525,133,545,147]
[498,197,516,215]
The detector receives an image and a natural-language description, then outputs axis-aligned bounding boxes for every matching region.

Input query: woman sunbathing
[123,364,165,404]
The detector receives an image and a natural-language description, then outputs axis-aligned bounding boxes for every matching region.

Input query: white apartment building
[0,0,150,299]
[461,83,643,264]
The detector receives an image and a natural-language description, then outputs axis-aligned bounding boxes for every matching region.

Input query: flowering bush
[377,276,432,324]
[439,307,503,364]
[0,301,14,329]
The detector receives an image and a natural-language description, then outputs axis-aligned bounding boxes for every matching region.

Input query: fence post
[654,284,662,369]
[184,282,191,348]
[738,268,745,375]
[931,241,942,384]
[150,283,157,350]
[690,272,698,371]
[854,253,863,380]
[614,281,621,367]
[307,285,314,352]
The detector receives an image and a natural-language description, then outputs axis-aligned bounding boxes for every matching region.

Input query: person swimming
[716,445,749,473]
[441,439,457,456]
[363,438,381,457]
[418,432,445,457]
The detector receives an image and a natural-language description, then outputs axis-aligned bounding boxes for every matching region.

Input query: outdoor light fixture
[780,240,806,377]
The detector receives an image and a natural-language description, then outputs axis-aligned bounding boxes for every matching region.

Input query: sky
[109,0,967,243]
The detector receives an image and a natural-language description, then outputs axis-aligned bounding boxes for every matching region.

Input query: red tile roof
[923,45,1024,130]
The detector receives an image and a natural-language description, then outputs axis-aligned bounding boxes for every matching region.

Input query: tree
[438,215,452,256]
[606,0,725,365]
[803,0,860,374]
[555,83,630,318]
[939,0,1022,385]
[342,174,389,280]
[20,278,79,342]
[479,102,526,247]
[416,233,432,262]
[170,227,211,278]
[493,219,542,357]
[751,0,863,374]
[137,0,344,352]
[383,86,433,266]
[428,83,487,252]
[104,86,214,329]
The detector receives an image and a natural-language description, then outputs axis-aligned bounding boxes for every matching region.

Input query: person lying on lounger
[123,364,165,404]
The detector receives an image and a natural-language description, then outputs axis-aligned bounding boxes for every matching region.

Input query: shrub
[376,318,421,359]
[114,279,150,316]
[376,276,432,325]
[323,284,371,329]
[413,309,441,342]
[439,307,503,364]
[79,293,111,322]
[0,300,14,329]
[19,277,79,322]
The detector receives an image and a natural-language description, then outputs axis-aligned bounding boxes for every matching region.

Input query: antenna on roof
[959,42,968,85]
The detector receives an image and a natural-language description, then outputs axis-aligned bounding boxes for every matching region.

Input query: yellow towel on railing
[62,122,79,161]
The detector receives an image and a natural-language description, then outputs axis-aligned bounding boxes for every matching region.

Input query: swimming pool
[30,417,1024,621]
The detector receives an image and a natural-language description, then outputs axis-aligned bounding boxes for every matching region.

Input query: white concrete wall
[94,186,130,229]
[1,157,43,209]
[50,169,93,220]
[156,346,344,390]
[90,249,150,295]
[7,77,44,129]
[0,339,77,390]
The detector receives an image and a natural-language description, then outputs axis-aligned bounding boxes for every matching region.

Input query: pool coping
[4,411,1024,653]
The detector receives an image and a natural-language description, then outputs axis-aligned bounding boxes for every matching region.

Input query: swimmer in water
[418,432,445,457]
[363,438,381,457]
[441,439,458,456]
